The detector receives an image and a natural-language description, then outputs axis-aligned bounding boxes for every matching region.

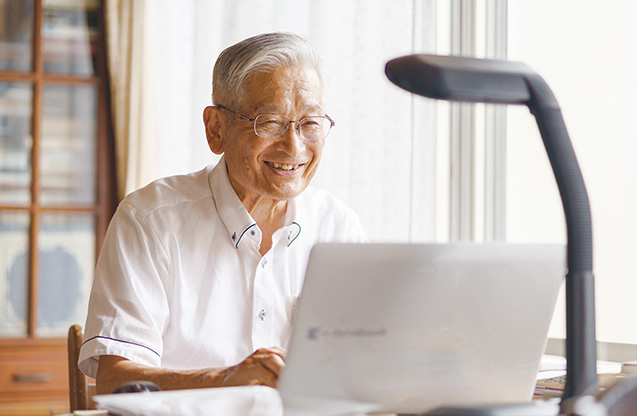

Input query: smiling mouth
[266,161,303,171]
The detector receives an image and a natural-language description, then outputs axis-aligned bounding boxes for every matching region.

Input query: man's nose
[279,122,305,153]
[287,120,303,136]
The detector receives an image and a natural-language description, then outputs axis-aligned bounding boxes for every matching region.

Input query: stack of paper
[534,355,622,400]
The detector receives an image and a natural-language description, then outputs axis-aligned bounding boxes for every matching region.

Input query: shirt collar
[209,156,303,249]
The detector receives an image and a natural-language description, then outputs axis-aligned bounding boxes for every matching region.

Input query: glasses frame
[217,105,335,140]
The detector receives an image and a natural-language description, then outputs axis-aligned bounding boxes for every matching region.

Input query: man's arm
[95,347,287,394]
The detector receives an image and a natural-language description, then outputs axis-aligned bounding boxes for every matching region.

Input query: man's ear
[203,106,225,155]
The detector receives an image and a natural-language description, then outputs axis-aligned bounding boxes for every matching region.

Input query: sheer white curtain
[150,0,446,243]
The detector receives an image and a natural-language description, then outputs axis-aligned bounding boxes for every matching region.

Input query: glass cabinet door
[42,0,99,76]
[40,84,96,206]
[36,212,94,337]
[0,82,32,206]
[0,0,110,341]
[0,211,30,337]
[0,0,34,72]
[0,0,34,340]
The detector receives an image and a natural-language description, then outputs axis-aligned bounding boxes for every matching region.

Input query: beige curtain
[104,0,157,200]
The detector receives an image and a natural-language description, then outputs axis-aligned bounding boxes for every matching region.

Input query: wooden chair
[68,324,96,411]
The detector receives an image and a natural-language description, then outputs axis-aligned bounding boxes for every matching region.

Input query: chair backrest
[68,324,92,411]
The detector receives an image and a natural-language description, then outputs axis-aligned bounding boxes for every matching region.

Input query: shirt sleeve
[78,202,170,378]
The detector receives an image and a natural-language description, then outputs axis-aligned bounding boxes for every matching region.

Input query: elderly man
[78,32,367,394]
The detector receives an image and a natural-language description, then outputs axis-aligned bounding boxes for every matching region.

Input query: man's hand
[216,347,287,388]
[96,347,287,394]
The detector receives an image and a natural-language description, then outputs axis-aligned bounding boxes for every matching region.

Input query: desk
[93,386,382,416]
[90,357,624,416]
[91,386,566,416]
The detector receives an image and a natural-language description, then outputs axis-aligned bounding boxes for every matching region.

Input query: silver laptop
[278,243,565,415]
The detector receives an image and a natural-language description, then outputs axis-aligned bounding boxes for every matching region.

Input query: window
[505,1,637,346]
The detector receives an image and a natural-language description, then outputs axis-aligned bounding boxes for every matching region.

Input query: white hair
[212,32,326,108]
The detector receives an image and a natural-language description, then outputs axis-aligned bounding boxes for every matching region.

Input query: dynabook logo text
[307,327,387,340]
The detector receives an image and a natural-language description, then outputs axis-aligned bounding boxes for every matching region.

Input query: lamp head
[385,54,540,106]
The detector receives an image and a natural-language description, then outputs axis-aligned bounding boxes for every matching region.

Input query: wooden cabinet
[0,339,67,409]
[0,0,116,413]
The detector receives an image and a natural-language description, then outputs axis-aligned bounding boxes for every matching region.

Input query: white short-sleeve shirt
[78,157,367,378]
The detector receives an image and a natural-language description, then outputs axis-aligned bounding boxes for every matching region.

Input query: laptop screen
[278,243,565,414]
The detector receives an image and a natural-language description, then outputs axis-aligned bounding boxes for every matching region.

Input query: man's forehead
[254,101,323,114]
[241,66,322,109]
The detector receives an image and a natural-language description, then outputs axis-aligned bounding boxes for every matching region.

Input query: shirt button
[261,258,268,268]
[250,230,256,236]
[259,309,267,321]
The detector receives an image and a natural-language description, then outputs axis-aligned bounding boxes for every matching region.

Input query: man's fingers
[253,346,287,361]
[270,346,288,359]
[246,347,287,386]
[254,350,285,377]
[220,347,288,388]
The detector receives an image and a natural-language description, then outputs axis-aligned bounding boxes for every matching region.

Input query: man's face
[220,66,325,207]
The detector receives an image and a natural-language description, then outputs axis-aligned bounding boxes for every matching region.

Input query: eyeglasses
[217,105,335,141]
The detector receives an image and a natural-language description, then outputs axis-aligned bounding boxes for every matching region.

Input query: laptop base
[402,401,559,416]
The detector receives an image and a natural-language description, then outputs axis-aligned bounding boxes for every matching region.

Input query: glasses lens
[253,114,333,140]
[300,116,331,140]
[254,114,287,138]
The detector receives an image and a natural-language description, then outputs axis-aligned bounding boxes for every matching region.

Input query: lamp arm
[525,75,598,407]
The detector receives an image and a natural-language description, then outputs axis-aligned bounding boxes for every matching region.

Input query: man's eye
[301,118,322,128]
[257,116,285,126]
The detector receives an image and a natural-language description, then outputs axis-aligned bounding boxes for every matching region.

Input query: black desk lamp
[385,54,596,415]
